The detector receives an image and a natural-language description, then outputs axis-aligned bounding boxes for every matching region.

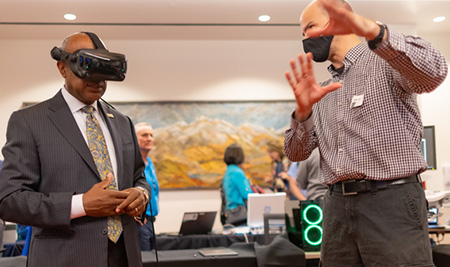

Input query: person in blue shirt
[134,122,159,251]
[222,144,252,226]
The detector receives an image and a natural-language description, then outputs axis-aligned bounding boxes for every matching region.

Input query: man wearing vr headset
[0,32,150,267]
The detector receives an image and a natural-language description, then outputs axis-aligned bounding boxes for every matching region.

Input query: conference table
[3,228,450,266]
[428,226,450,236]
[2,233,266,256]
[151,233,320,267]
[1,234,313,267]
[142,244,259,267]
[0,247,287,267]
[155,233,266,250]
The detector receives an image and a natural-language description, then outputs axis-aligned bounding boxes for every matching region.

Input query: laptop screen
[178,211,217,236]
[428,208,438,225]
[247,192,286,228]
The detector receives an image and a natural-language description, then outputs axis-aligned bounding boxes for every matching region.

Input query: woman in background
[265,140,292,198]
[221,144,252,226]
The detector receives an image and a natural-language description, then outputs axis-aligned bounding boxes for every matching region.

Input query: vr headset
[51,32,127,82]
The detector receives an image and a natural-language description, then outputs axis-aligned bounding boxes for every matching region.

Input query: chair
[21,226,32,256]
[2,225,31,257]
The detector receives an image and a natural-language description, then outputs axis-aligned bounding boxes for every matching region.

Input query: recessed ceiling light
[258,15,271,22]
[433,16,446,23]
[64,14,77,21]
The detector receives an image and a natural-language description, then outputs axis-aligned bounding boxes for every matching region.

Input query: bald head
[303,0,352,15]
[300,1,329,37]
[56,32,107,105]
[302,0,328,20]
[300,0,353,37]
[61,32,95,54]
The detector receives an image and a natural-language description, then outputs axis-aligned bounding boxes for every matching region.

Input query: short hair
[224,144,245,166]
[135,122,152,133]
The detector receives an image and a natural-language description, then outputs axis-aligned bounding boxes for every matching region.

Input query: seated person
[286,162,306,200]
[289,148,328,200]
[222,144,252,226]
[265,140,293,199]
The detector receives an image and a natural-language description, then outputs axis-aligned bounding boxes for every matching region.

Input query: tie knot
[81,106,94,114]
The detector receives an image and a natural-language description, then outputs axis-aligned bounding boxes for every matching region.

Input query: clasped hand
[83,173,146,218]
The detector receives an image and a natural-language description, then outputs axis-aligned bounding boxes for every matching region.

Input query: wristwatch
[368,21,386,50]
[136,186,149,204]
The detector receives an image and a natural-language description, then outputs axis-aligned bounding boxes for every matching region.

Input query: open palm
[285,53,341,121]
[307,0,380,40]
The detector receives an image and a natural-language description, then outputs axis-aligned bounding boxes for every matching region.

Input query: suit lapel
[47,91,100,179]
[98,102,124,189]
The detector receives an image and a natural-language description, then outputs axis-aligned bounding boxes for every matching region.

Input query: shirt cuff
[71,194,86,219]
[301,112,315,132]
[371,25,405,61]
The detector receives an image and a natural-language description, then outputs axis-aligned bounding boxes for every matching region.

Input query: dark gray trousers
[320,182,434,267]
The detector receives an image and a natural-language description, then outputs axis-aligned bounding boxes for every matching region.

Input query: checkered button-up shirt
[284,26,448,185]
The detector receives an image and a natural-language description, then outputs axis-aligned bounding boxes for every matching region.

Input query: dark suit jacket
[0,90,149,267]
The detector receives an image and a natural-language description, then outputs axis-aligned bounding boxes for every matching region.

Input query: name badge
[350,95,364,108]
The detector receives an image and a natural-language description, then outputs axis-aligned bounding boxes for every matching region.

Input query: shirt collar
[327,42,368,77]
[61,86,99,114]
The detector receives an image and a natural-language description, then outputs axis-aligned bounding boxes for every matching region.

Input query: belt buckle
[341,180,358,196]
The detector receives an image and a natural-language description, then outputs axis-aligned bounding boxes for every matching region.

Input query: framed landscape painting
[111,100,295,189]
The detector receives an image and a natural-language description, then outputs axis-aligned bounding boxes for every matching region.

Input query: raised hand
[285,53,341,121]
[307,0,380,40]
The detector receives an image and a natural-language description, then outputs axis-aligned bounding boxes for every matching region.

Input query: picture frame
[114,100,296,189]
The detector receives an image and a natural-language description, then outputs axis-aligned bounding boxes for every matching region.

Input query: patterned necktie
[81,106,123,243]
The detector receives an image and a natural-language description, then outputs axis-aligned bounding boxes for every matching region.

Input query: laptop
[247,192,286,228]
[178,211,217,236]
[428,207,446,229]
[198,247,239,257]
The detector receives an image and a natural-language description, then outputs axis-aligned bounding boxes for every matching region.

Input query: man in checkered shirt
[284,0,448,266]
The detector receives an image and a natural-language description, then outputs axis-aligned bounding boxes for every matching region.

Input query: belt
[330,174,421,196]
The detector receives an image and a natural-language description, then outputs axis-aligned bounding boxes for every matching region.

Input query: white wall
[418,32,450,192]
[0,26,449,233]
[0,34,308,233]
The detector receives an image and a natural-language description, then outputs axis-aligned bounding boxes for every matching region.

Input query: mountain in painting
[151,116,287,189]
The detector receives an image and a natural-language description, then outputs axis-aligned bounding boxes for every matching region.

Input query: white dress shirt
[61,87,119,219]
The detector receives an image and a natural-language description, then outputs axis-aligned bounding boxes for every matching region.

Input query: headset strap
[82,32,106,49]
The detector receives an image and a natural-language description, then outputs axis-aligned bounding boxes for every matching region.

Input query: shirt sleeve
[70,194,86,219]
[232,170,252,200]
[373,26,448,94]
[284,111,318,162]
[287,162,298,178]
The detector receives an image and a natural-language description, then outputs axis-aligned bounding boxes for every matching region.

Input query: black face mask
[302,36,334,62]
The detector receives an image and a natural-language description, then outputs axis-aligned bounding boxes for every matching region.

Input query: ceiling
[1,0,450,40]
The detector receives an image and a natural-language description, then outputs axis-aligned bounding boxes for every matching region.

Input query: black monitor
[421,126,437,170]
